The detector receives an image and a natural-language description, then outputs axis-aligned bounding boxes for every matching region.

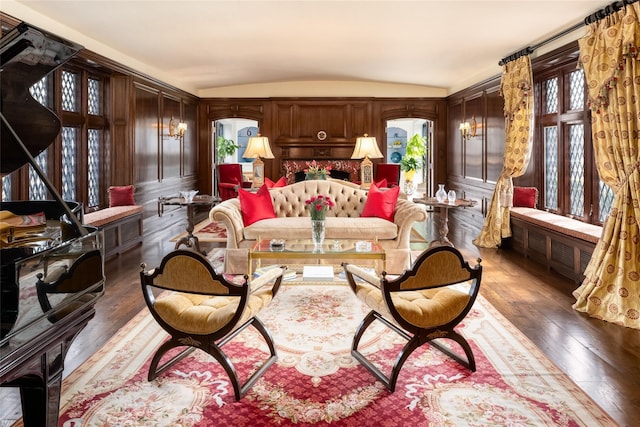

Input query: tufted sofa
[210,180,427,275]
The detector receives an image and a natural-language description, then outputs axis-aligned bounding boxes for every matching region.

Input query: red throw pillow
[109,185,135,207]
[265,177,287,188]
[513,186,538,208]
[238,185,276,225]
[362,183,400,222]
[374,178,388,188]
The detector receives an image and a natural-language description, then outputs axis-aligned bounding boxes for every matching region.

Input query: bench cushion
[84,205,143,228]
[510,207,601,244]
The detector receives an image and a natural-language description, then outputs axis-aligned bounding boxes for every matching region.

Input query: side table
[158,194,219,254]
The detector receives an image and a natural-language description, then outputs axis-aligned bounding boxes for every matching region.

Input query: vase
[306,173,326,180]
[447,190,456,204]
[311,219,325,247]
[435,184,447,203]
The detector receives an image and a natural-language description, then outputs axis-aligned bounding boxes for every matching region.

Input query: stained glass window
[544,126,558,210]
[2,176,11,202]
[544,78,558,114]
[569,125,585,216]
[62,127,77,201]
[88,129,102,207]
[62,70,79,112]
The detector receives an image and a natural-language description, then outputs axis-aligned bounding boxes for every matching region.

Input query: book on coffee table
[303,265,334,282]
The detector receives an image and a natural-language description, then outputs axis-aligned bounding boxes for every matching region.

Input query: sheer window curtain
[572,2,640,329]
[473,56,534,249]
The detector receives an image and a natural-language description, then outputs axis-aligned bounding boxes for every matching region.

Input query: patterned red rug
[169,219,227,243]
[46,283,616,426]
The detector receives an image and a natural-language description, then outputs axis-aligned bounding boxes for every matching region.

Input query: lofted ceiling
[4,0,609,97]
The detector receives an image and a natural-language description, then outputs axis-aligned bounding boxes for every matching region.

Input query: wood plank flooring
[2,214,639,426]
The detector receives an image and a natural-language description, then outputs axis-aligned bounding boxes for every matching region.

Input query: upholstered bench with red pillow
[210,180,427,275]
[84,185,143,259]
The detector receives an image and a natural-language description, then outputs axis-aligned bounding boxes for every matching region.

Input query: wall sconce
[168,116,187,140]
[460,115,477,140]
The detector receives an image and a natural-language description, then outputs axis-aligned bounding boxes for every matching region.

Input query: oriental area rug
[26,283,615,426]
[169,219,227,243]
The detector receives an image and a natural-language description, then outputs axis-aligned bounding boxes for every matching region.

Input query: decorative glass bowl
[180,190,198,203]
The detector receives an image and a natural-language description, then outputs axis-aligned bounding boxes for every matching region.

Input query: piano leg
[1,308,96,427]
[19,374,62,427]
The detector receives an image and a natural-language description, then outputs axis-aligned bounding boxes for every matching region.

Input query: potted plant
[217,136,239,163]
[400,134,426,181]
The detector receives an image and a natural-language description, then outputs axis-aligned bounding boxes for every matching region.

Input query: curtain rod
[498,0,638,66]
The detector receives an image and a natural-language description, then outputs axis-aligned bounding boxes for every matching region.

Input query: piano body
[1,23,105,426]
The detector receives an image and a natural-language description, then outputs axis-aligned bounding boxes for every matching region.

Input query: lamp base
[360,156,373,189]
[252,157,264,188]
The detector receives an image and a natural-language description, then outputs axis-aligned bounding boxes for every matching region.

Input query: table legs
[429,206,454,248]
[174,204,206,255]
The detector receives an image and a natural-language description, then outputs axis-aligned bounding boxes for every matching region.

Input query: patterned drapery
[473,56,534,248]
[572,2,640,329]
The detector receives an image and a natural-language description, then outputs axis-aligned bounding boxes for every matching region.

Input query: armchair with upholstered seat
[343,245,482,391]
[375,163,400,187]
[217,163,252,200]
[140,249,285,400]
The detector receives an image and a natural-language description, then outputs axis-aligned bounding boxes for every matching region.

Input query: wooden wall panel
[134,84,160,184]
[448,101,463,178]
[464,95,483,180]
[162,96,181,180]
[183,101,198,176]
[447,77,505,231]
[486,87,504,184]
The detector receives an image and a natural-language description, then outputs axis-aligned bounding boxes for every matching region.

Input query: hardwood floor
[2,214,638,426]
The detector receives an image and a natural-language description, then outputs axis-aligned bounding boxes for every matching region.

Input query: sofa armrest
[393,198,428,247]
[209,199,244,248]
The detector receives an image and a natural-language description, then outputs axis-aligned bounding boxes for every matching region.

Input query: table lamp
[351,133,383,189]
[242,134,274,187]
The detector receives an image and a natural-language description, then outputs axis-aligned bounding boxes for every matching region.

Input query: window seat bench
[84,205,144,259]
[504,207,602,283]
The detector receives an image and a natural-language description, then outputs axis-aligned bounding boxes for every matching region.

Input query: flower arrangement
[304,160,331,179]
[305,194,335,220]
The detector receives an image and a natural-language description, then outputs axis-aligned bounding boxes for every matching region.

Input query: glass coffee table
[248,239,386,277]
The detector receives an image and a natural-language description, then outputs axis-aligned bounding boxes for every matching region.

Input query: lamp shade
[243,134,274,159]
[351,134,383,159]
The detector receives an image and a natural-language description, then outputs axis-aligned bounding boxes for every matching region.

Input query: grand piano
[1,22,105,426]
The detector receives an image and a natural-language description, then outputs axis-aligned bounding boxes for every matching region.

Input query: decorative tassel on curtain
[473,56,533,249]
[572,2,640,329]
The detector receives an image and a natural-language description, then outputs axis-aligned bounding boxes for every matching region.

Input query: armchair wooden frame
[343,246,482,392]
[140,249,285,400]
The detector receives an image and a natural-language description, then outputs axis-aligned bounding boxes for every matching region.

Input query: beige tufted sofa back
[270,180,369,218]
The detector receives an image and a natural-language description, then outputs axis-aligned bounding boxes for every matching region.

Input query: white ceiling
[5,0,608,97]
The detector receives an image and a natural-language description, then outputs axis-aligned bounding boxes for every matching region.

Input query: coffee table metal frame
[248,238,386,277]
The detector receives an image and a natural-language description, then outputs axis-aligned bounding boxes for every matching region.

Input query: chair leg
[429,331,476,371]
[209,317,278,400]
[148,338,196,381]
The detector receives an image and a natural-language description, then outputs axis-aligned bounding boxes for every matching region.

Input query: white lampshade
[351,134,383,159]
[243,134,274,159]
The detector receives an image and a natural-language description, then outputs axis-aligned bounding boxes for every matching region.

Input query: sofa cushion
[239,185,276,226]
[109,185,135,207]
[362,183,400,222]
[265,177,287,188]
[374,178,388,188]
[513,186,538,208]
[243,216,398,240]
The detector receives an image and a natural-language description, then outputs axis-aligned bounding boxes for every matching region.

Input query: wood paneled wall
[198,98,446,196]
[446,77,505,231]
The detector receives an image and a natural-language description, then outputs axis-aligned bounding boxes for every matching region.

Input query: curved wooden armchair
[140,249,285,400]
[343,246,482,392]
